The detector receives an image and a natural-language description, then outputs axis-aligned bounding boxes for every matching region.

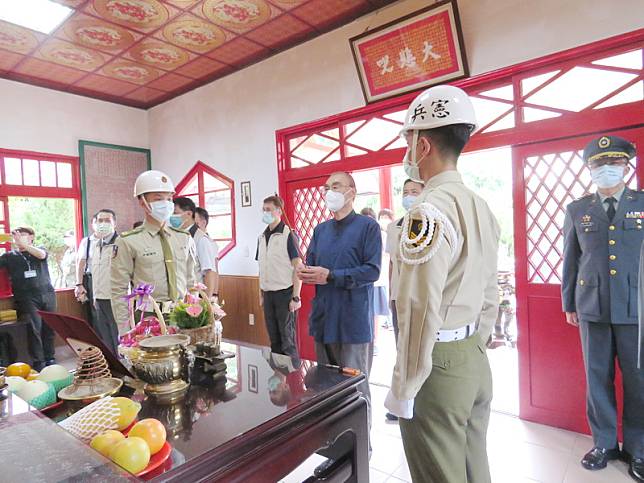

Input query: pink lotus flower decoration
[186,293,200,304]
[186,304,203,317]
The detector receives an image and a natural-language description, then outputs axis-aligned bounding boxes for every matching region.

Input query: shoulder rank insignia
[121,226,144,237]
[399,202,457,265]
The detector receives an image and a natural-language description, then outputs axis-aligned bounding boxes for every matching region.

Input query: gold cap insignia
[582,214,591,222]
[598,137,610,148]
[161,176,168,183]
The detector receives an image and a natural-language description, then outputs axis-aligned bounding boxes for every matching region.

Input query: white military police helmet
[134,170,175,197]
[400,84,478,136]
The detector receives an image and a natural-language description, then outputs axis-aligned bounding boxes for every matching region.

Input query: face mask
[402,195,418,211]
[262,212,275,224]
[96,222,114,237]
[149,200,174,223]
[168,214,183,229]
[402,131,423,182]
[591,164,625,189]
[325,190,346,212]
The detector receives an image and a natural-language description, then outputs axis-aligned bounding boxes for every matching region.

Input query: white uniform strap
[399,202,457,265]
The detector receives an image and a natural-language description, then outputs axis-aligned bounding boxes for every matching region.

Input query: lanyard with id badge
[20,252,37,279]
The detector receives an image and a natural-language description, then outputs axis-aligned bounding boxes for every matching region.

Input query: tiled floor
[281,384,633,483]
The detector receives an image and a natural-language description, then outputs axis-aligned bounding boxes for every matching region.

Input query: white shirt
[78,234,98,272]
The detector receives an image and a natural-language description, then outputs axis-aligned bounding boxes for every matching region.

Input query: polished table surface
[0,341,368,482]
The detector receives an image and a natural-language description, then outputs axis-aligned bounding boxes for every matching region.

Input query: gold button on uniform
[609,225,616,231]
[609,240,616,245]
[609,255,616,261]
[579,280,585,286]
[610,269,617,276]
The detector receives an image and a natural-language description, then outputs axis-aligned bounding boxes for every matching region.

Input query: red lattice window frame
[175,161,236,259]
[276,30,643,254]
[0,148,82,297]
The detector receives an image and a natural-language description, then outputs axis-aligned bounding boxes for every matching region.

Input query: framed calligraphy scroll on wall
[350,0,468,103]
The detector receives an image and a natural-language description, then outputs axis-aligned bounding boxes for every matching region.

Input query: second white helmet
[400,84,478,135]
[134,170,175,197]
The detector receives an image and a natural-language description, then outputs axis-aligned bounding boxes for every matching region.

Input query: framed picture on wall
[241,181,252,207]
[349,0,468,103]
[248,364,258,393]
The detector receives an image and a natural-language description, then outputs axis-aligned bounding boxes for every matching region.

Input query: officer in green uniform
[385,85,500,483]
[111,170,196,332]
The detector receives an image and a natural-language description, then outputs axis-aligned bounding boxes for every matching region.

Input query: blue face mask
[590,164,625,189]
[262,212,275,224]
[402,195,417,211]
[168,214,183,228]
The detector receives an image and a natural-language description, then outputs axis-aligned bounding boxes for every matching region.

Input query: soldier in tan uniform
[111,170,196,332]
[385,85,500,483]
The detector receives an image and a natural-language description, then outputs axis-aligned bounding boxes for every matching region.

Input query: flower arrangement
[169,294,211,329]
[168,283,226,345]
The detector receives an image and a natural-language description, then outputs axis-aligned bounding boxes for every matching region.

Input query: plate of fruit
[91,418,171,476]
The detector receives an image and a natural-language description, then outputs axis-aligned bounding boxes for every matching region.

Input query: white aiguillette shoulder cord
[399,202,457,265]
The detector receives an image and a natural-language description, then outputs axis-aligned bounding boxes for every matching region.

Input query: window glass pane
[8,196,77,289]
[41,161,57,187]
[23,159,40,186]
[205,190,231,216]
[346,118,400,152]
[209,215,232,239]
[57,162,72,188]
[204,172,228,191]
[180,174,198,195]
[5,157,22,185]
[525,66,637,112]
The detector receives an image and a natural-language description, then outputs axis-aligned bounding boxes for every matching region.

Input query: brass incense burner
[132,334,193,403]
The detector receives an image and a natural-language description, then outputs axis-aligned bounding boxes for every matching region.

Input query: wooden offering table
[0,342,369,482]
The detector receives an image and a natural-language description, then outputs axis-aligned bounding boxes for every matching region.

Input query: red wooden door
[513,126,643,434]
[284,176,331,361]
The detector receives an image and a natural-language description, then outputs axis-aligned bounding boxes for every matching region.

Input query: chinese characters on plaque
[350,0,468,103]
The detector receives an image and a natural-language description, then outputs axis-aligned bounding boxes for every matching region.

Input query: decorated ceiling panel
[0,0,394,108]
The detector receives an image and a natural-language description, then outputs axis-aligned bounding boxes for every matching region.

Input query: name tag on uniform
[24,270,37,279]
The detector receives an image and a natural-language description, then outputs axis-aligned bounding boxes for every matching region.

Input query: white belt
[436,322,476,342]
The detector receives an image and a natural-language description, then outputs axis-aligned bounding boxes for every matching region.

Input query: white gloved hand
[385,389,414,419]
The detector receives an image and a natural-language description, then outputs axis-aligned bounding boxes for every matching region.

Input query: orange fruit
[127,419,166,455]
[6,362,31,378]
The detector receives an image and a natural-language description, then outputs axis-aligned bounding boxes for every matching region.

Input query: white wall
[0,78,148,156]
[149,0,644,275]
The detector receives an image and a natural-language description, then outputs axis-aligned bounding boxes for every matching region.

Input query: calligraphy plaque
[350,0,468,103]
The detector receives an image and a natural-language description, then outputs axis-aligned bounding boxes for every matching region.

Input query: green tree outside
[8,197,76,286]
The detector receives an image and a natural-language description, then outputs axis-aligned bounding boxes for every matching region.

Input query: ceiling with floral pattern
[0,0,394,108]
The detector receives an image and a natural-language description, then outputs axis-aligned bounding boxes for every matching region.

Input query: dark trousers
[15,291,56,368]
[262,287,298,358]
[315,341,372,457]
[94,299,119,355]
[83,273,97,326]
[579,321,644,457]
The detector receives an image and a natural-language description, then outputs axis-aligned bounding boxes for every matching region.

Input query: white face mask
[402,131,423,182]
[96,222,114,237]
[325,190,346,212]
[149,200,175,223]
[591,164,625,189]
[402,195,418,211]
